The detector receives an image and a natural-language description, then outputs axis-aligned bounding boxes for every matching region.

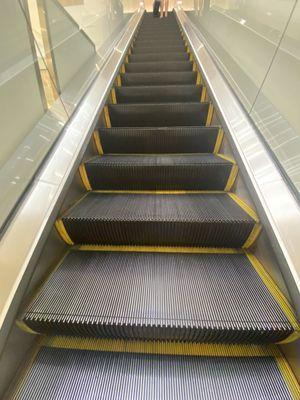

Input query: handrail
[175,6,300,317]
[0,8,144,355]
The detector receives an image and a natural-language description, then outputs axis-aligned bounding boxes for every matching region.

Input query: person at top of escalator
[160,0,169,18]
[153,0,161,17]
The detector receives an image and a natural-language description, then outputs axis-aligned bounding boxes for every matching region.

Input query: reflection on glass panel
[250,1,300,195]
[183,0,296,110]
[0,0,69,230]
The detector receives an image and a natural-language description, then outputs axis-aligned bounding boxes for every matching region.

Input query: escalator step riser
[125,61,193,73]
[133,39,185,47]
[136,33,182,40]
[13,348,294,400]
[129,53,189,62]
[23,251,293,343]
[132,45,186,54]
[61,193,256,247]
[115,85,202,103]
[121,72,197,86]
[107,103,209,127]
[84,154,233,190]
[99,127,219,154]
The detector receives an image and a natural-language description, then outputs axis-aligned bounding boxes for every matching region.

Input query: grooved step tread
[12,346,296,400]
[120,72,197,86]
[60,192,257,247]
[132,45,186,54]
[106,103,210,127]
[98,126,220,153]
[115,84,202,103]
[129,52,189,62]
[24,251,293,343]
[84,154,234,190]
[125,61,193,73]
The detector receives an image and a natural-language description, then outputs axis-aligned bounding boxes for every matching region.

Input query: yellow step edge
[111,87,117,104]
[55,219,74,245]
[116,75,122,87]
[276,354,300,399]
[213,128,224,154]
[196,71,202,85]
[227,193,261,248]
[206,103,214,126]
[79,163,92,191]
[16,320,39,335]
[93,131,104,155]
[103,106,111,128]
[92,190,225,194]
[44,336,277,358]
[246,252,300,343]
[77,244,241,254]
[200,85,206,102]
[121,64,125,74]
[217,154,238,191]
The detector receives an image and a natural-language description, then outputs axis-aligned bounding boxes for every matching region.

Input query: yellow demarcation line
[213,128,224,154]
[217,154,238,191]
[93,131,104,155]
[200,86,206,102]
[246,252,300,343]
[125,55,129,63]
[189,52,193,61]
[196,71,202,85]
[93,189,225,195]
[16,320,38,335]
[275,354,300,399]
[192,61,197,71]
[121,64,125,73]
[44,336,275,357]
[104,106,111,128]
[227,193,262,248]
[111,88,117,104]
[79,164,92,191]
[116,75,122,87]
[77,244,241,254]
[55,219,74,245]
[206,103,214,126]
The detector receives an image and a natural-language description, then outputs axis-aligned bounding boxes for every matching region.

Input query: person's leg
[165,0,169,17]
[160,0,164,18]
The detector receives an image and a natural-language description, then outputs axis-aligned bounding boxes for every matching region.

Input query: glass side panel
[183,0,296,111]
[250,1,300,194]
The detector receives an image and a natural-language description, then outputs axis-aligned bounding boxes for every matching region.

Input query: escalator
[10,12,300,399]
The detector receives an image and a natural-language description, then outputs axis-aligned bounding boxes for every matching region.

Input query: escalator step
[132,45,186,54]
[84,154,235,190]
[23,251,295,342]
[115,85,202,103]
[59,192,258,247]
[125,61,193,73]
[129,52,189,62]
[98,126,220,154]
[120,72,197,86]
[11,346,297,400]
[107,103,210,127]
[133,39,185,47]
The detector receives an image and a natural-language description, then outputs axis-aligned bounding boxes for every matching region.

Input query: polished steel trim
[175,7,300,316]
[0,8,144,355]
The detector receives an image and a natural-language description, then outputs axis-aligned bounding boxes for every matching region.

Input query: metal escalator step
[125,61,193,73]
[99,126,220,153]
[129,52,189,62]
[120,72,197,86]
[60,192,258,247]
[136,33,181,41]
[84,154,234,191]
[107,103,209,127]
[115,85,202,103]
[23,250,294,342]
[132,45,186,54]
[133,39,185,47]
[11,346,297,399]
